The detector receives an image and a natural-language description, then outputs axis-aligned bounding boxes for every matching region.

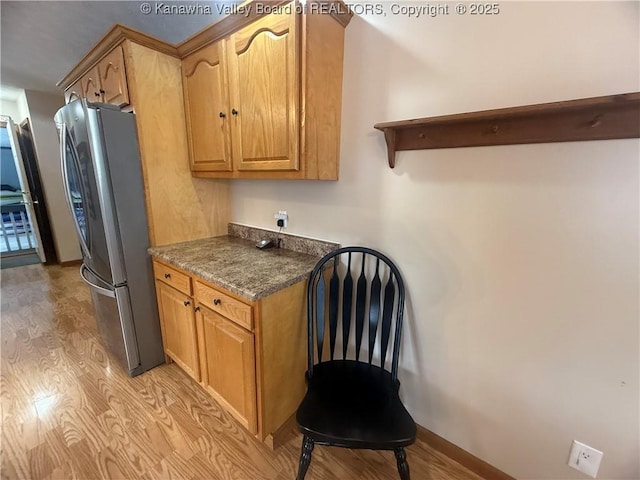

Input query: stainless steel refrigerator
[55,99,164,376]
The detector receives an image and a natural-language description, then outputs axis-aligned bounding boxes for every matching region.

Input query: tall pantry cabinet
[58,27,231,247]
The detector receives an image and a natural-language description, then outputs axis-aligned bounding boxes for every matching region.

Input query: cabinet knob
[94,92,101,97]
[184,300,191,307]
[213,298,221,306]
[164,273,171,279]
[99,89,105,94]
[231,109,239,116]
[219,112,226,118]
[194,306,200,312]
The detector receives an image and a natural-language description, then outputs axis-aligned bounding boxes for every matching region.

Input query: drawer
[153,261,192,296]
[195,281,253,330]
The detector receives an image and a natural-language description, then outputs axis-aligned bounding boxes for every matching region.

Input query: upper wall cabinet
[64,79,84,104]
[80,66,102,102]
[64,45,130,107]
[182,2,352,180]
[98,46,130,106]
[228,11,299,173]
[58,27,232,247]
[182,40,232,172]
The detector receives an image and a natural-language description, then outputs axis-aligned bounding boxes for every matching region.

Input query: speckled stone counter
[149,235,332,302]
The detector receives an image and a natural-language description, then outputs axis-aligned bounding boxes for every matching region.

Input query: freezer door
[80,263,141,375]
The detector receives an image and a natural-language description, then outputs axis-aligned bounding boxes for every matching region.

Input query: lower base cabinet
[197,305,257,434]
[155,280,199,381]
[153,259,307,445]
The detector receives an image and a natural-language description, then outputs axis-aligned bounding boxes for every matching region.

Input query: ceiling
[0,1,237,97]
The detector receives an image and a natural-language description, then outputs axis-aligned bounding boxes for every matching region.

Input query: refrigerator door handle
[80,263,116,298]
[60,123,91,259]
[59,123,72,210]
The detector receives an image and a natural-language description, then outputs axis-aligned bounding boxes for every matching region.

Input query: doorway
[0,115,50,268]
[17,119,58,264]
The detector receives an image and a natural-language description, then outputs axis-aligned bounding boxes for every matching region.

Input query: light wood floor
[1,264,484,480]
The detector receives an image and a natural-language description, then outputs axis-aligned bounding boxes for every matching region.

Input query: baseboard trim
[278,414,514,478]
[417,425,515,480]
[264,412,298,451]
[59,259,82,267]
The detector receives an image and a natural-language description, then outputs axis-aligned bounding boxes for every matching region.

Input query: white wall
[0,91,29,124]
[0,99,21,122]
[231,2,639,479]
[23,90,81,263]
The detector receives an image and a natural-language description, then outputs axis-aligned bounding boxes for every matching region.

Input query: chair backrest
[306,246,406,382]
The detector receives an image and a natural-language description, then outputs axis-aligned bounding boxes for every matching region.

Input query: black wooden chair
[295,247,417,480]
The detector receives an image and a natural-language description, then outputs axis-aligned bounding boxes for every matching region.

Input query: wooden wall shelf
[373,92,640,168]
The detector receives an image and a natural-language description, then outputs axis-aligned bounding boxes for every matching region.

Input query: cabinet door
[156,281,200,381]
[198,305,257,434]
[228,11,299,172]
[182,41,232,172]
[99,45,130,107]
[81,66,103,102]
[65,79,84,104]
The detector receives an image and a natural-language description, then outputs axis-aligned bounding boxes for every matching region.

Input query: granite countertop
[149,235,325,302]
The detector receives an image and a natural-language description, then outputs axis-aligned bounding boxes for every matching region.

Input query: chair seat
[296,360,417,450]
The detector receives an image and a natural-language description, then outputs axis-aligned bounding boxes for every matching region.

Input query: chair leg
[394,448,410,480]
[296,435,315,480]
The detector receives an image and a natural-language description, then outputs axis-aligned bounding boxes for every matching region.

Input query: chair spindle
[341,252,353,359]
[316,274,325,362]
[354,253,367,361]
[380,275,395,369]
[368,258,382,364]
[329,257,340,360]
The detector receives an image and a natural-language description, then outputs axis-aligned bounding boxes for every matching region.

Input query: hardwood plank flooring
[1,264,484,480]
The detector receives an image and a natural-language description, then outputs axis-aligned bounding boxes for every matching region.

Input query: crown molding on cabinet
[57,25,179,89]
[58,1,353,90]
[178,0,352,57]
[374,92,640,168]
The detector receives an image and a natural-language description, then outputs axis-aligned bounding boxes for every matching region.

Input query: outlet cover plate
[568,440,603,478]
[274,210,288,228]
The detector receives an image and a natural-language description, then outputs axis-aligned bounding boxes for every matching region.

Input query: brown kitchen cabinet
[80,65,102,102]
[195,278,256,432]
[64,79,84,104]
[152,258,307,446]
[182,39,232,172]
[227,10,299,172]
[196,304,257,434]
[154,263,200,381]
[67,45,129,107]
[181,12,297,175]
[181,1,351,180]
[98,45,130,106]
[59,26,231,247]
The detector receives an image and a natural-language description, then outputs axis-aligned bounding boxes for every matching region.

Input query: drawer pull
[213,298,222,306]
[194,306,200,312]
[164,273,171,279]
[184,300,191,307]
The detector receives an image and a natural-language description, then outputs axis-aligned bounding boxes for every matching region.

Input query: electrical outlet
[568,440,603,478]
[274,210,288,228]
